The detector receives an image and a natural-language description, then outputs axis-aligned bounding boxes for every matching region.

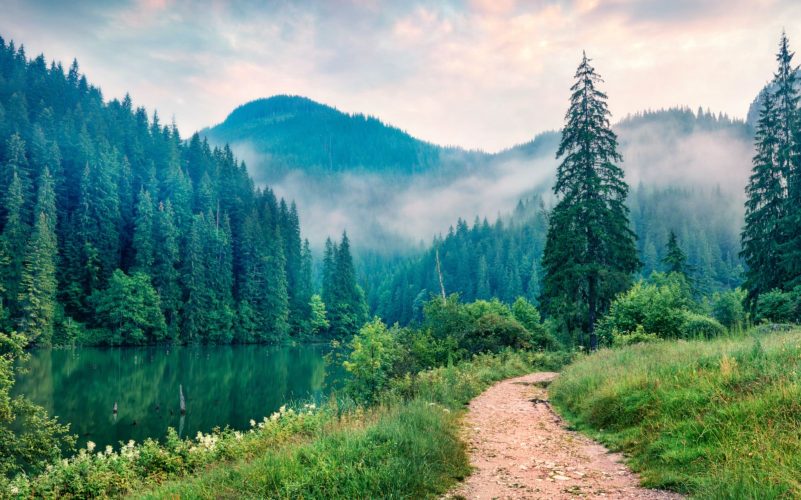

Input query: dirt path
[448,372,682,500]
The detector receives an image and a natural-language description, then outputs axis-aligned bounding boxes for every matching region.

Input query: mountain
[201,95,488,183]
[201,98,752,255]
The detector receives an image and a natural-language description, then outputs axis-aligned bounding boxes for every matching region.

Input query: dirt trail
[448,372,682,500]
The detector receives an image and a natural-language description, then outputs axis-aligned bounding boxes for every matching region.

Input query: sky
[1,0,799,152]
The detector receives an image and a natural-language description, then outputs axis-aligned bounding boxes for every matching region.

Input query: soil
[447,372,683,499]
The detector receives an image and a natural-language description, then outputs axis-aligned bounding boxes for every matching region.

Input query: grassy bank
[550,330,801,498]
[4,350,566,498]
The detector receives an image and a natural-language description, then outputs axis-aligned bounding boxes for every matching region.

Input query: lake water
[13,343,343,451]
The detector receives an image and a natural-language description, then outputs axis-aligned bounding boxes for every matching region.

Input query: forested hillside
[0,38,366,346]
[365,183,744,326]
[201,95,488,182]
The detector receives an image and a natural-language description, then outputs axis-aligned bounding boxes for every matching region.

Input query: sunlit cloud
[0,0,799,151]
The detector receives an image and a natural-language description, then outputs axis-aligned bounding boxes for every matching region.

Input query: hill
[201,95,488,183]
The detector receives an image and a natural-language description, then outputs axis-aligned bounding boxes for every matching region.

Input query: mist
[227,109,754,254]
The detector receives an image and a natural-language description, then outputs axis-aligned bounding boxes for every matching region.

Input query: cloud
[1,0,799,152]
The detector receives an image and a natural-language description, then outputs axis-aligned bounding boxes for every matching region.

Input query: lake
[13,343,343,451]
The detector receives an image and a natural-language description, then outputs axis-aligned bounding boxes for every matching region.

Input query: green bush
[611,325,660,347]
[342,318,400,403]
[679,311,726,338]
[597,272,695,342]
[755,288,801,323]
[710,288,747,329]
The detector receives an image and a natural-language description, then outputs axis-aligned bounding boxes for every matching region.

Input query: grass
[140,350,566,499]
[0,349,561,499]
[549,330,801,499]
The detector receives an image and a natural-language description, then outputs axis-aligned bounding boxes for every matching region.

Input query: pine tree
[0,172,29,321]
[152,200,180,337]
[17,168,57,344]
[132,189,155,273]
[663,230,689,276]
[540,53,639,349]
[742,90,785,300]
[777,32,801,288]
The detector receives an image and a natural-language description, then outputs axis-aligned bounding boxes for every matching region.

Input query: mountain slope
[201,95,487,182]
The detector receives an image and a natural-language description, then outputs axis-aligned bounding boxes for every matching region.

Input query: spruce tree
[152,200,180,337]
[776,32,801,288]
[0,172,29,321]
[17,168,58,344]
[742,90,785,300]
[132,189,155,274]
[663,230,689,276]
[540,53,639,349]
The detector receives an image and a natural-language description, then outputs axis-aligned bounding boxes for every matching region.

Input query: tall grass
[550,330,801,499]
[143,350,566,499]
[2,350,564,498]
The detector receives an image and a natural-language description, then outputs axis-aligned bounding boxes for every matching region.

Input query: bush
[611,325,660,347]
[679,312,726,338]
[710,288,747,330]
[512,297,560,350]
[755,288,801,323]
[343,318,400,403]
[597,272,695,342]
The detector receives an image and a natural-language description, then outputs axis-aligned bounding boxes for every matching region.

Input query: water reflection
[13,344,341,450]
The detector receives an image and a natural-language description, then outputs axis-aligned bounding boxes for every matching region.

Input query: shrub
[598,272,694,342]
[343,318,400,403]
[512,297,560,350]
[710,288,747,330]
[755,288,801,323]
[611,325,660,347]
[679,311,726,339]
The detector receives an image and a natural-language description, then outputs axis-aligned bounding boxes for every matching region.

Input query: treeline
[365,185,744,327]
[0,37,358,346]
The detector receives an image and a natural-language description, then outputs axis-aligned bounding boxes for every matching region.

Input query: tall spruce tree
[540,53,639,349]
[0,172,29,322]
[17,168,57,343]
[776,32,801,288]
[742,90,785,301]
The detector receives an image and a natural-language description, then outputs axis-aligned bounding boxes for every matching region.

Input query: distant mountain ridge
[200,96,754,254]
[201,95,488,183]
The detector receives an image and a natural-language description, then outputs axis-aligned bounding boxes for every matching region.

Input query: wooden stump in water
[179,384,186,415]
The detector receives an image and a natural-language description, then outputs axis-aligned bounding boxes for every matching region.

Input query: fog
[229,110,754,254]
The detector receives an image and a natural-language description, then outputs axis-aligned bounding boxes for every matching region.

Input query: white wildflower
[86,441,96,452]
[249,419,256,427]
[234,431,243,440]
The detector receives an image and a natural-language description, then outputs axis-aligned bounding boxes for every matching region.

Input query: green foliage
[710,288,748,329]
[0,40,316,346]
[512,297,560,350]
[550,330,801,498]
[305,294,329,336]
[540,53,640,348]
[754,287,801,323]
[598,273,696,342]
[342,318,400,403]
[679,311,726,338]
[610,326,660,347]
[0,332,74,479]
[88,269,167,345]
